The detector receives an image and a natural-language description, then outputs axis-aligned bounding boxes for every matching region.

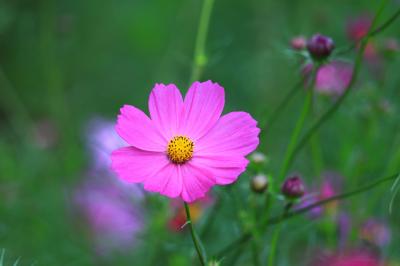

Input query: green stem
[189,0,215,84]
[278,65,318,180]
[267,223,281,266]
[214,172,400,258]
[290,1,393,164]
[184,202,207,266]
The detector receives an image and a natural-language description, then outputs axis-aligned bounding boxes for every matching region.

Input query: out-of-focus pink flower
[74,179,144,255]
[311,250,383,266]
[346,14,382,67]
[360,219,391,247]
[302,62,353,96]
[316,61,354,96]
[111,81,260,202]
[86,118,126,173]
[347,15,372,42]
[85,117,145,197]
[296,171,342,218]
[383,38,400,53]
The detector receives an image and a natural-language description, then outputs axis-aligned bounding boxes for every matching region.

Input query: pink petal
[191,155,249,185]
[144,163,183,198]
[111,146,169,183]
[180,163,216,202]
[115,105,166,152]
[181,81,225,141]
[148,84,184,140]
[195,112,260,156]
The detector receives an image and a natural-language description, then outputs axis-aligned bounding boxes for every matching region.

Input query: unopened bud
[307,34,335,60]
[250,152,267,164]
[251,174,269,193]
[291,36,307,50]
[281,176,305,199]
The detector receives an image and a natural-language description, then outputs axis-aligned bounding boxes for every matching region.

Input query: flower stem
[278,65,319,180]
[184,202,207,266]
[189,0,215,84]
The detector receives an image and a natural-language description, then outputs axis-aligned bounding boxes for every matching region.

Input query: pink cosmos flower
[111,81,260,202]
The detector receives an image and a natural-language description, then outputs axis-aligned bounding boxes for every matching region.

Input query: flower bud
[281,176,305,199]
[250,152,267,164]
[307,34,335,60]
[291,36,307,50]
[250,174,269,193]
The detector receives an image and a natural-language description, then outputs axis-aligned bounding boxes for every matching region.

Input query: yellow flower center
[167,136,194,164]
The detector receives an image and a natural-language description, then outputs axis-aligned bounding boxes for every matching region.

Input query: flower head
[111,81,260,202]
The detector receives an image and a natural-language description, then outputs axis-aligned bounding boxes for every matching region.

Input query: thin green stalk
[278,66,318,180]
[267,223,282,266]
[184,202,207,266]
[189,0,215,84]
[214,172,400,258]
[290,1,394,165]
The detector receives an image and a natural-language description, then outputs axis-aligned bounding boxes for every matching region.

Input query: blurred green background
[0,0,399,265]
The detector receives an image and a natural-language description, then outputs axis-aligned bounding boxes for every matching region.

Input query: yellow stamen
[167,136,194,164]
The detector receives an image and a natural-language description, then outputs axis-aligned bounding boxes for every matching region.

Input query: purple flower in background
[74,179,144,255]
[85,117,145,197]
[360,219,391,247]
[346,14,372,42]
[86,118,126,173]
[315,61,353,96]
[296,171,343,218]
[302,61,353,96]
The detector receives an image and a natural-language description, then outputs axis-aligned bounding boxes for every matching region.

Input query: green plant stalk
[184,202,207,266]
[189,0,215,84]
[215,172,400,258]
[278,65,318,181]
[267,222,282,266]
[289,1,393,166]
